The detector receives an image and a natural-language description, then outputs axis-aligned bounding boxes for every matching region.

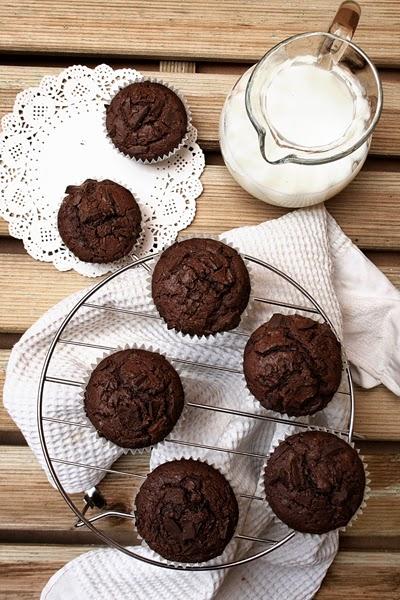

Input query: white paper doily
[0,64,205,277]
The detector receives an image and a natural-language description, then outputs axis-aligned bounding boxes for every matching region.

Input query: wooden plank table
[1,2,399,598]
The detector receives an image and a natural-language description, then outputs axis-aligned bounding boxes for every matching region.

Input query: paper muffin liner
[133,456,243,569]
[241,372,346,426]
[78,342,188,456]
[102,74,193,165]
[56,175,147,263]
[261,426,370,539]
[145,234,255,342]
[242,382,300,425]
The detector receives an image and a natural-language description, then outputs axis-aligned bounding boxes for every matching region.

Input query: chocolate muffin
[264,431,366,534]
[243,313,342,416]
[106,81,188,162]
[152,238,251,336]
[84,349,184,449]
[58,179,141,263]
[135,459,239,563]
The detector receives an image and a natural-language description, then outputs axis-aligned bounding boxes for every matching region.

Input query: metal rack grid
[37,252,354,571]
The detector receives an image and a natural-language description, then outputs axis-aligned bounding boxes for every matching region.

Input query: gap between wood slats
[0,333,20,349]
[0,52,399,77]
[160,60,196,73]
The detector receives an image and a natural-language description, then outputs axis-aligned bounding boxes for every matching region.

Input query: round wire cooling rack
[37,252,355,571]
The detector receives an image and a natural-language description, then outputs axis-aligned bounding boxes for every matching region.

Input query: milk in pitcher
[220,55,371,208]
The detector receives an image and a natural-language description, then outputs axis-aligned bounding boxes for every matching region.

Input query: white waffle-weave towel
[4,205,400,599]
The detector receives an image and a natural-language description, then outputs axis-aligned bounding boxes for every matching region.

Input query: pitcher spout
[258,129,297,164]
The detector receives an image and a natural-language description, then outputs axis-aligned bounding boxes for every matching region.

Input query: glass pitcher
[219,2,383,208]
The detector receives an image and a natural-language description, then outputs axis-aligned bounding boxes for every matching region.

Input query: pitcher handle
[318,1,361,68]
[329,1,361,40]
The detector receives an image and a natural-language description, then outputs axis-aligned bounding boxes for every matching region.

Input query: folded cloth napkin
[4,205,400,600]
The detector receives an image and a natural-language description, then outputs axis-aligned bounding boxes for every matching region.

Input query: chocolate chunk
[84,349,184,449]
[58,179,141,263]
[151,238,251,336]
[106,81,188,162]
[264,431,366,534]
[135,459,238,562]
[243,313,342,416]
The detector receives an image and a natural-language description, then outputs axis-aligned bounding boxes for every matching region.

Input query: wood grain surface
[0,247,399,333]
[0,1,399,66]
[0,444,399,547]
[1,163,400,248]
[1,347,400,442]
[0,66,399,156]
[0,545,398,600]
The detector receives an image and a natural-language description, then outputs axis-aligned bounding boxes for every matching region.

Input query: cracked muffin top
[84,349,184,449]
[264,430,366,534]
[106,81,188,162]
[57,179,141,263]
[135,459,239,563]
[151,238,251,336]
[243,313,342,416]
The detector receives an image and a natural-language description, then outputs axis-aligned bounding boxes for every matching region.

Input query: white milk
[265,63,354,148]
[220,57,371,207]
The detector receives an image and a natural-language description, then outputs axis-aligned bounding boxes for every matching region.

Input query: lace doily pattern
[0,64,204,276]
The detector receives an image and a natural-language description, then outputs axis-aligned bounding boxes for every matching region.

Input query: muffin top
[135,459,239,563]
[58,179,141,264]
[243,313,342,416]
[264,431,366,534]
[106,81,188,161]
[151,238,251,336]
[84,349,184,449]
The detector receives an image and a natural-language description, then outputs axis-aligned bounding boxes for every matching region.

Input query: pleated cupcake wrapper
[241,360,348,425]
[102,74,193,165]
[77,342,188,457]
[133,456,243,569]
[242,380,300,425]
[144,234,255,342]
[261,425,371,539]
